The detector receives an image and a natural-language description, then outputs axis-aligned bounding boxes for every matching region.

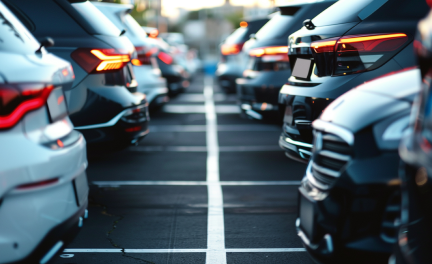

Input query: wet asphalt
[52,74,314,264]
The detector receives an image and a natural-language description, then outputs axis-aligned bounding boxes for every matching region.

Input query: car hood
[319,69,421,132]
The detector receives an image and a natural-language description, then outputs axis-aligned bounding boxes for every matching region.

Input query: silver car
[0,3,88,263]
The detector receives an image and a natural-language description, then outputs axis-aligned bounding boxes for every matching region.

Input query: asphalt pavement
[53,74,313,264]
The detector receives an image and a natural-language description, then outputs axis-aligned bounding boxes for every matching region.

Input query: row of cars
[0,0,195,263]
[218,0,432,263]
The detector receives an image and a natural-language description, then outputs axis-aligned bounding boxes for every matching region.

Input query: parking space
[53,74,312,264]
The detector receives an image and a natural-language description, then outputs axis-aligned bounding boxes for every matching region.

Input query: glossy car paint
[236,0,336,120]
[279,0,429,162]
[397,9,432,264]
[0,3,88,263]
[297,69,421,263]
[5,0,150,148]
[93,2,169,108]
[216,18,269,93]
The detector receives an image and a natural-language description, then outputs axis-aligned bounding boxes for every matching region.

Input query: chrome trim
[245,110,262,120]
[295,120,312,126]
[299,149,312,159]
[279,137,297,152]
[40,241,64,264]
[306,162,331,190]
[285,137,313,148]
[324,234,333,254]
[241,104,252,110]
[312,119,354,145]
[75,106,147,130]
[319,150,350,162]
[312,162,340,178]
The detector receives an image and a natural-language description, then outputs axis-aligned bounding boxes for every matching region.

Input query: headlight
[373,111,411,150]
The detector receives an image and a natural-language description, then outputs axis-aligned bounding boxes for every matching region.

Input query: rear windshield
[312,0,374,26]
[255,12,294,40]
[0,2,39,54]
[72,2,121,37]
[124,14,147,41]
[224,27,248,44]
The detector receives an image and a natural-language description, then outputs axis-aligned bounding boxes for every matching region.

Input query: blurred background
[93,0,296,62]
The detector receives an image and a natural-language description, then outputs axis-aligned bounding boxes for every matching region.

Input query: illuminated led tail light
[16,178,59,190]
[249,46,289,62]
[132,46,159,66]
[221,43,244,56]
[310,33,408,76]
[158,51,173,65]
[0,84,54,129]
[71,48,131,73]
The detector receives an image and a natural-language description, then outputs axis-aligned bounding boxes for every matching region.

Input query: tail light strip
[71,48,131,73]
[221,43,244,56]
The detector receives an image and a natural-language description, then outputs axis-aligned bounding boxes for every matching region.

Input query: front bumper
[297,152,401,263]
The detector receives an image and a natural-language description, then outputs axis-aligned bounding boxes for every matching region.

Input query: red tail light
[17,178,58,190]
[221,43,244,56]
[0,84,54,129]
[249,46,289,62]
[158,51,173,65]
[310,33,408,76]
[71,48,131,73]
[131,46,159,66]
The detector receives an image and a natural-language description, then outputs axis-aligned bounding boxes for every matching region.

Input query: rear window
[0,2,39,54]
[255,12,294,40]
[224,27,248,44]
[312,0,374,27]
[124,14,147,41]
[72,2,121,37]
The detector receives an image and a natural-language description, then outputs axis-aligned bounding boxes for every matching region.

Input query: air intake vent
[380,191,401,243]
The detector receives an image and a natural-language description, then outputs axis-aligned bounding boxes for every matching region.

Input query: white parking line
[162,104,240,114]
[148,125,280,132]
[128,145,282,152]
[204,76,227,264]
[92,181,302,187]
[63,248,306,253]
[172,93,231,102]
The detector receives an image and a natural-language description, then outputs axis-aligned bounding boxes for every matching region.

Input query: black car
[396,7,432,264]
[216,17,269,93]
[236,1,336,121]
[5,0,150,149]
[279,0,429,163]
[297,68,421,264]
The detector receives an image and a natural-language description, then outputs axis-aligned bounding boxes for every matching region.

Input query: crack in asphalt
[90,193,156,264]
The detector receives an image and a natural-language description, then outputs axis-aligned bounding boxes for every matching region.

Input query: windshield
[255,12,293,40]
[0,2,39,54]
[312,0,374,26]
[72,2,121,37]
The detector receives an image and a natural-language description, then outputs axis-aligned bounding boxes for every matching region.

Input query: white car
[0,3,88,263]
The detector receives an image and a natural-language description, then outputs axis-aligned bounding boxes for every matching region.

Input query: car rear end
[236,1,335,121]
[279,0,429,162]
[0,3,88,263]
[216,18,269,93]
[5,0,150,149]
[93,2,169,109]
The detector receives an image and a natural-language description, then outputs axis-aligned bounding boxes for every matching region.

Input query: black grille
[310,132,352,189]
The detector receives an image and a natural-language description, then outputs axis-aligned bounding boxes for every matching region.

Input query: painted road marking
[129,145,282,152]
[163,104,240,114]
[204,76,227,264]
[148,124,280,132]
[63,248,306,253]
[92,181,301,187]
[172,93,231,102]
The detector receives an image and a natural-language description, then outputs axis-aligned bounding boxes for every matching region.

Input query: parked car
[396,6,432,264]
[216,17,269,93]
[279,0,429,163]
[237,0,336,121]
[143,26,187,95]
[93,2,170,109]
[297,68,421,264]
[4,0,150,150]
[0,2,88,263]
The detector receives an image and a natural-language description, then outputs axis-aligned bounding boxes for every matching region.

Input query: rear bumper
[10,201,88,264]
[216,62,243,93]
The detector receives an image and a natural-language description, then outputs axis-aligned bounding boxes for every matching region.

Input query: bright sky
[161,0,296,18]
